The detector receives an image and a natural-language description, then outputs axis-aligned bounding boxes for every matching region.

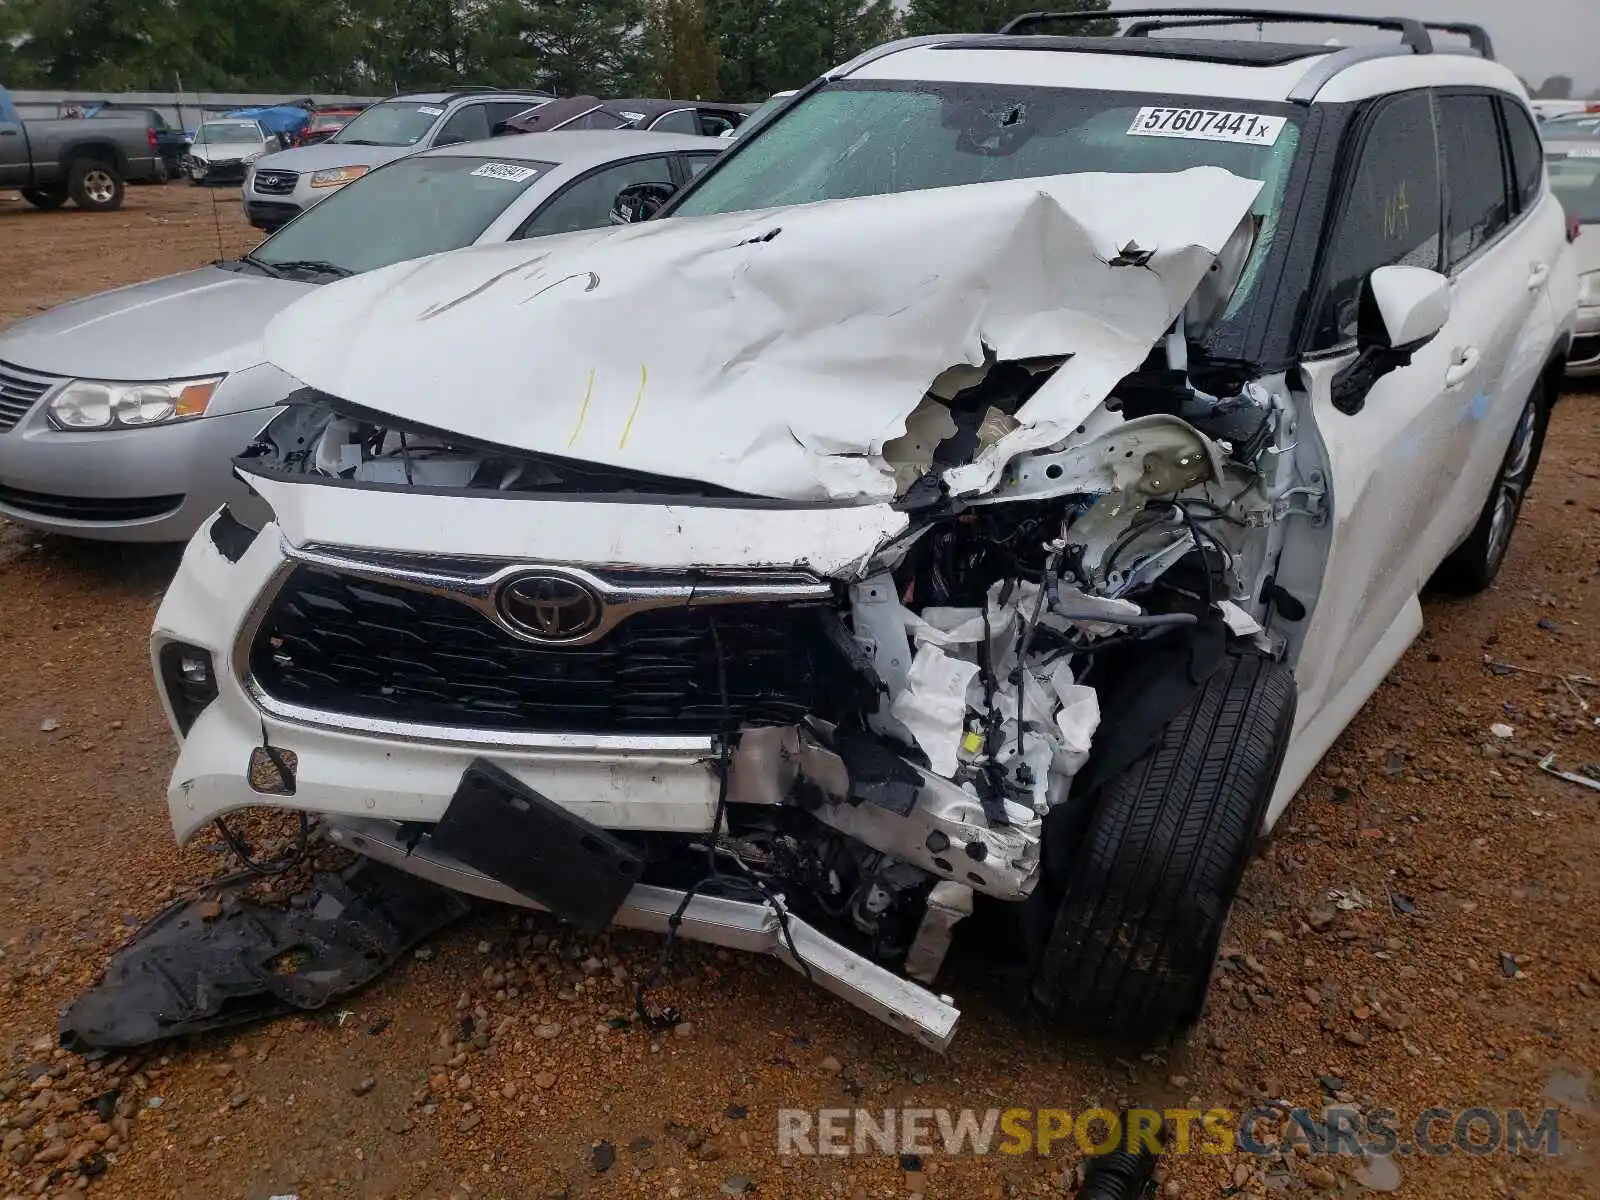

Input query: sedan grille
[252,170,298,196]
[0,361,63,432]
[249,566,850,735]
[0,484,182,522]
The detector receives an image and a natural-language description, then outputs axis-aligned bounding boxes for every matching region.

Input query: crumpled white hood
[264,167,1262,502]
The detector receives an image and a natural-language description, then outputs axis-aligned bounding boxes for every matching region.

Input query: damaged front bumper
[156,510,1049,1048]
[327,816,961,1050]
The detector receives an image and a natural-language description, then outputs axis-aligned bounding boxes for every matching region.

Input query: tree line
[0,0,1113,103]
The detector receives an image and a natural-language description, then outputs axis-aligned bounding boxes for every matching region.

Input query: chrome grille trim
[0,361,64,432]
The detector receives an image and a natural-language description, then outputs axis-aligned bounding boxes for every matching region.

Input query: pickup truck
[1,86,163,211]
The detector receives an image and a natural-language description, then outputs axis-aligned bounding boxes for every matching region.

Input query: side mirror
[610,181,677,225]
[1332,265,1450,416]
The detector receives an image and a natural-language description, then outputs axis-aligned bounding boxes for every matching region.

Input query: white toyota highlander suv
[152,9,1578,1051]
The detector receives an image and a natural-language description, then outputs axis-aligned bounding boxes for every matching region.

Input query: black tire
[1431,385,1549,595]
[19,187,68,211]
[1031,651,1296,1043]
[67,160,124,212]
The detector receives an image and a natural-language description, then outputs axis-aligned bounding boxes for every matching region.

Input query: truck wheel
[1030,651,1296,1043]
[1431,384,1549,595]
[68,161,124,212]
[20,187,68,211]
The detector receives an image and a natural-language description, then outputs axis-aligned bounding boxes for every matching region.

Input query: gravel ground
[0,183,1597,1200]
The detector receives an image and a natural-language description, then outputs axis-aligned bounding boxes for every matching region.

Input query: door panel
[1292,90,1456,726]
[0,120,28,186]
[1424,93,1556,561]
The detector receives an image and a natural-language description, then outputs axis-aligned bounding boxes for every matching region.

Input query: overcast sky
[1148,0,1596,91]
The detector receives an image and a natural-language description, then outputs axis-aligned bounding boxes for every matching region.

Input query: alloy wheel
[1486,398,1538,571]
[83,170,116,204]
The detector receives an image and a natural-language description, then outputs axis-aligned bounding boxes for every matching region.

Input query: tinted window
[1501,100,1544,212]
[332,101,443,147]
[520,157,674,238]
[1550,157,1600,224]
[254,155,550,275]
[685,152,718,177]
[436,104,491,145]
[197,121,263,143]
[484,101,539,128]
[1311,91,1442,347]
[1543,115,1600,141]
[1438,93,1511,269]
[649,109,701,135]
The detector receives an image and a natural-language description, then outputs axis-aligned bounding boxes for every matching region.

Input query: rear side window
[436,103,491,145]
[1500,100,1545,212]
[1311,91,1442,347]
[1437,93,1512,269]
[650,109,701,135]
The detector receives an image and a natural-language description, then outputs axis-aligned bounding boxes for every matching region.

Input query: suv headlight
[1580,270,1600,305]
[309,165,368,189]
[244,149,264,164]
[48,376,224,431]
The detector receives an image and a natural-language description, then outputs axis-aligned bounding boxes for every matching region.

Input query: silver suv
[241,87,551,229]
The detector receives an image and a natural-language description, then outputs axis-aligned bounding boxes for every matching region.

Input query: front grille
[250,567,847,735]
[0,361,63,432]
[253,170,298,195]
[0,483,182,522]
[245,201,301,227]
[1572,334,1600,365]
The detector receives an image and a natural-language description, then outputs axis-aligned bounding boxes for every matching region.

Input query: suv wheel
[68,161,125,212]
[20,187,68,211]
[1030,651,1296,1043]
[1432,386,1548,595]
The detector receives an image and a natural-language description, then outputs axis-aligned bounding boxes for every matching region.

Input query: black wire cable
[212,727,311,876]
[213,810,310,876]
[635,618,811,1031]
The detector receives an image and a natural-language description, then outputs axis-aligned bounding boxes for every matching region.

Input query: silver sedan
[0,130,723,541]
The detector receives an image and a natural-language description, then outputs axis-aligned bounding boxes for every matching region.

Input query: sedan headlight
[309,165,369,189]
[1580,270,1600,305]
[48,376,224,432]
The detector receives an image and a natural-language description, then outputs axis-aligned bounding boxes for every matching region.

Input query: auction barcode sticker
[1127,107,1287,146]
[470,162,539,183]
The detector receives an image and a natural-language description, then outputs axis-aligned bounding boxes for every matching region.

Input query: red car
[292,106,365,147]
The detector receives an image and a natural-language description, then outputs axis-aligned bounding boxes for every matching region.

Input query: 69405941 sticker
[470,162,540,183]
[1127,107,1288,147]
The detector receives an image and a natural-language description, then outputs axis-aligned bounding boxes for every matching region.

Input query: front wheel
[20,187,68,211]
[1432,387,1548,595]
[1030,651,1296,1043]
[68,161,124,212]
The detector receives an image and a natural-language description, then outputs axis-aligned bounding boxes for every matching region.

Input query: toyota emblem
[497,573,603,642]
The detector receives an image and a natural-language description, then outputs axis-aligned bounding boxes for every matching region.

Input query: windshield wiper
[337,138,384,146]
[264,259,354,279]
[230,253,288,278]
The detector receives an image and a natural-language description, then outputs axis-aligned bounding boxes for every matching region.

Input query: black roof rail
[1421,21,1495,59]
[1001,9,1435,54]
